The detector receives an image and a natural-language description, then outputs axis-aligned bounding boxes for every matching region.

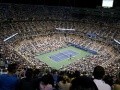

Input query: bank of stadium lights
[102,0,114,8]
[114,39,120,45]
[55,28,75,31]
[4,33,18,41]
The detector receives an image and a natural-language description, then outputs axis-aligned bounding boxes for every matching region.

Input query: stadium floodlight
[56,28,75,31]
[114,39,120,45]
[4,33,18,41]
[102,0,114,8]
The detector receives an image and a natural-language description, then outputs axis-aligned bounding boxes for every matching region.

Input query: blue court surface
[49,50,78,62]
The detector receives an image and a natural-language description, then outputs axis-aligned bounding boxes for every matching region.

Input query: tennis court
[49,50,78,62]
[36,46,91,69]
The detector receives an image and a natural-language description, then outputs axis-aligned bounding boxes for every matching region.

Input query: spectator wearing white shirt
[93,66,111,90]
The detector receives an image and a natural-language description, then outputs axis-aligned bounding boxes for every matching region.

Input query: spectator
[113,72,120,90]
[40,75,53,90]
[93,66,111,90]
[17,68,34,90]
[70,76,98,90]
[32,69,41,90]
[52,70,58,85]
[0,63,18,90]
[103,74,113,86]
[58,75,71,90]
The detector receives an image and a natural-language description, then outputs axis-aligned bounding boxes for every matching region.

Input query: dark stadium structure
[0,1,120,89]
[0,0,120,8]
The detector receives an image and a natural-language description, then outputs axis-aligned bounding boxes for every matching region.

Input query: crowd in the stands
[0,63,120,90]
[0,3,120,90]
